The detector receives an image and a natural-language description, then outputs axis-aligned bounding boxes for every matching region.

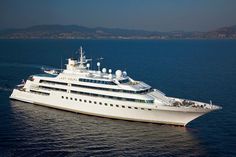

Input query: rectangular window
[70,90,154,104]
[30,90,50,96]
[39,80,67,86]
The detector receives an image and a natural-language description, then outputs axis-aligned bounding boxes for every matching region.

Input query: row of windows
[118,79,130,84]
[61,96,152,111]
[37,84,154,104]
[30,90,50,95]
[71,83,151,94]
[39,79,150,94]
[79,78,116,85]
[70,90,154,104]
[39,85,67,92]
[39,80,67,86]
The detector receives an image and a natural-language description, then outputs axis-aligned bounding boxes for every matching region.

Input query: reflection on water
[0,100,207,156]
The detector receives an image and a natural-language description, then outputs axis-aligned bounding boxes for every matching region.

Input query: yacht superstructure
[10,47,221,126]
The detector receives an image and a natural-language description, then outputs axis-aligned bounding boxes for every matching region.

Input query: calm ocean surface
[0,39,235,156]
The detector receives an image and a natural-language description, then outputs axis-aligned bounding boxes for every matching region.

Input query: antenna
[60,56,62,72]
[77,46,88,70]
[86,63,90,70]
[97,62,101,71]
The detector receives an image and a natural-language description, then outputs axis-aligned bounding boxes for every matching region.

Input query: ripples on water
[0,40,235,156]
[0,101,206,157]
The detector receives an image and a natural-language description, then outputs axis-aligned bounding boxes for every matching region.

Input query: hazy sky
[0,0,236,31]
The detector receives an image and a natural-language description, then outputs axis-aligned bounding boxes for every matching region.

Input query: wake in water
[0,86,12,92]
[0,63,58,92]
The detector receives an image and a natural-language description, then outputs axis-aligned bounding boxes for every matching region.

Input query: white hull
[10,89,209,126]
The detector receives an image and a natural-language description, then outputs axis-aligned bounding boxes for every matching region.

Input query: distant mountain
[204,25,236,38]
[0,24,236,39]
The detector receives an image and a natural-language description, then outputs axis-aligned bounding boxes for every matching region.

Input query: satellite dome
[115,70,122,78]
[102,68,107,73]
[97,62,100,66]
[123,71,127,77]
[108,69,112,73]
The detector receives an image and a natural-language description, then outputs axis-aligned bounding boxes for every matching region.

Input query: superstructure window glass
[79,78,116,85]
[39,80,67,86]
[30,90,49,96]
[39,85,67,92]
[72,83,152,94]
[70,90,154,104]
[119,79,130,84]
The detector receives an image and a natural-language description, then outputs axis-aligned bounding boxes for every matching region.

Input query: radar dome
[102,68,107,73]
[115,70,122,78]
[97,62,100,66]
[108,69,112,73]
[123,71,127,77]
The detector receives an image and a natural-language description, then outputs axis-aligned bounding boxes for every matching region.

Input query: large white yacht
[10,47,221,126]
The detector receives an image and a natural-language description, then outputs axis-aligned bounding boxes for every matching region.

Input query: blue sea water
[0,39,235,156]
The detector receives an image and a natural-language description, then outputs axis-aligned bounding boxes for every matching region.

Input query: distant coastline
[0,24,236,40]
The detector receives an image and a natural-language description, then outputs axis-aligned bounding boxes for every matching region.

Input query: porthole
[141,108,144,110]
[70,97,73,100]
[94,101,97,104]
[122,106,125,108]
[89,101,92,103]
[110,104,113,107]
[134,107,138,109]
[75,98,77,101]
[66,97,68,99]
[84,100,87,103]
[116,105,119,107]
[99,102,102,105]
[128,106,132,109]
[79,99,82,102]
[148,109,152,111]
[61,96,64,99]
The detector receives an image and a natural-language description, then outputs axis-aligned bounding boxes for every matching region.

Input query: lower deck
[10,89,208,126]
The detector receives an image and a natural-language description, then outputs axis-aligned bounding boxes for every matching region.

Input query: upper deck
[33,46,151,92]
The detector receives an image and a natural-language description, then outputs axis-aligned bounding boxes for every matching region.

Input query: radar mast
[78,46,87,70]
